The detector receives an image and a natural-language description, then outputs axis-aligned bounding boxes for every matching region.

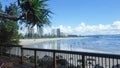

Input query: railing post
[21,47,24,64]
[82,55,86,68]
[34,50,37,68]
[9,47,11,57]
[53,51,57,68]
[0,46,2,56]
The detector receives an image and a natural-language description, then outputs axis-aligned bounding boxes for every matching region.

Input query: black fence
[0,45,120,68]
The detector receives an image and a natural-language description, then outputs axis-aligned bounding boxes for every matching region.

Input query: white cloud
[112,21,120,29]
[51,21,120,35]
[19,21,120,35]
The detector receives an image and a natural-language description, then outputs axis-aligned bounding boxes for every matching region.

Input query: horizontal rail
[0,44,22,47]
[22,47,120,59]
[1,45,120,68]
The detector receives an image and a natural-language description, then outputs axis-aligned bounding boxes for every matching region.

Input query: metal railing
[0,45,22,57]
[0,45,120,68]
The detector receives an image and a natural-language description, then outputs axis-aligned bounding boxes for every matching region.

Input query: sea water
[23,35,120,54]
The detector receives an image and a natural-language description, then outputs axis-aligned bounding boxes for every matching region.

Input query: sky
[1,0,120,35]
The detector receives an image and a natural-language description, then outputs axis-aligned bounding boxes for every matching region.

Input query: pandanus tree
[0,0,52,44]
[0,0,51,27]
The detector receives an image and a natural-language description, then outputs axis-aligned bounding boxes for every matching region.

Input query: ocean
[23,35,120,54]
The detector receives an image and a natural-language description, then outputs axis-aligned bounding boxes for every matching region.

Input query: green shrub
[0,21,20,45]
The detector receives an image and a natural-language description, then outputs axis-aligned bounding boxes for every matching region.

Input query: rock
[94,64,104,68]
[112,64,120,68]
[29,56,34,63]
[56,55,63,60]
[77,59,82,63]
[57,65,67,68]
[38,55,76,68]
[87,58,96,61]
[87,61,94,66]
[29,56,39,63]
[68,65,77,68]
[56,59,68,66]
[40,55,53,63]
[77,65,82,68]
[38,55,53,68]
[57,59,74,68]
[69,57,73,60]
[68,64,77,68]
[25,55,30,59]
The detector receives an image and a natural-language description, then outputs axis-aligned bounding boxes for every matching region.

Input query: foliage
[0,21,20,45]
[0,3,20,45]
[20,0,51,27]
[5,3,18,16]
[0,0,52,28]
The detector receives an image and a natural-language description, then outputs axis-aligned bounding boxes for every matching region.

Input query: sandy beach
[19,37,80,45]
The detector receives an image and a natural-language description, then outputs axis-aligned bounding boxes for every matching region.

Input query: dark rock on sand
[56,55,63,60]
[94,64,104,68]
[112,64,120,68]
[38,55,53,68]
[57,59,68,66]
[29,55,39,63]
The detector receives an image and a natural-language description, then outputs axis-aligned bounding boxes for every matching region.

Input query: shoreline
[19,37,80,45]
[19,37,120,55]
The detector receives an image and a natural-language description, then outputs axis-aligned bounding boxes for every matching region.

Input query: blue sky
[48,0,120,35]
[48,0,120,26]
[1,0,120,35]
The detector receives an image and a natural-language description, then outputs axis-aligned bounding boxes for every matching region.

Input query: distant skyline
[1,0,120,35]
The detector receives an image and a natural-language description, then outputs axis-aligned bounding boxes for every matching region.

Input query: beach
[6,36,120,68]
[19,37,80,46]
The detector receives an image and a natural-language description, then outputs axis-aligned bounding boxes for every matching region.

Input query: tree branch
[18,0,20,6]
[0,12,24,21]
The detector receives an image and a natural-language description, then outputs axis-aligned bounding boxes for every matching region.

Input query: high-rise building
[37,26,43,37]
[56,28,60,37]
[27,26,34,38]
[52,28,61,37]
[52,29,56,37]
